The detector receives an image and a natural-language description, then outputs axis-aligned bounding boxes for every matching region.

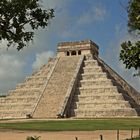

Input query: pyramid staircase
[33,56,82,118]
[70,57,140,118]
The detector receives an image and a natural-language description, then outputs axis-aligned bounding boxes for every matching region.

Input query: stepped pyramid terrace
[0,40,140,119]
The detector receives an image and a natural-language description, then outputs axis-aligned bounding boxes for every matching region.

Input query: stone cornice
[58,40,99,49]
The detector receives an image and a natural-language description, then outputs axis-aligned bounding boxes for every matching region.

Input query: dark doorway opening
[71,51,76,55]
[67,51,70,56]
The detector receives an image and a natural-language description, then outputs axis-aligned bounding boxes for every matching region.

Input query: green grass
[0,119,140,131]
[126,137,140,140]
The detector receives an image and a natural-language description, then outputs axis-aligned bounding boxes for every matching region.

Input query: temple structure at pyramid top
[57,40,99,57]
[0,40,140,119]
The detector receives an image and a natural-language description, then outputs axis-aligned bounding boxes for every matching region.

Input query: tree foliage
[120,0,140,75]
[120,41,140,70]
[0,0,54,51]
[127,0,140,32]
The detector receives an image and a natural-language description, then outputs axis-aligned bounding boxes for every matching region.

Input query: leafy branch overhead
[127,0,140,32]
[0,0,54,50]
[120,41,140,70]
[120,0,140,75]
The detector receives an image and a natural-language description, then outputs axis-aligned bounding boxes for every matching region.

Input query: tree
[120,0,140,75]
[0,0,54,51]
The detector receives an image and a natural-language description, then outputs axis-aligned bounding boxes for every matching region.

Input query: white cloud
[0,54,26,93]
[54,2,108,39]
[32,51,55,70]
[77,4,107,25]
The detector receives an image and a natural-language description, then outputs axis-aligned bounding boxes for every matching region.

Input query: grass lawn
[126,137,140,140]
[0,118,140,131]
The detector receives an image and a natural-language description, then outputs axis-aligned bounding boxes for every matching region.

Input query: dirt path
[0,130,139,140]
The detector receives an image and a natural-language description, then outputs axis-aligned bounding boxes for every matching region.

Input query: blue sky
[0,0,140,93]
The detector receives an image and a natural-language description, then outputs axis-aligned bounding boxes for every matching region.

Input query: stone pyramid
[0,40,140,119]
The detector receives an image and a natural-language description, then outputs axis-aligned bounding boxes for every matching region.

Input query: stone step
[25,76,48,82]
[81,73,108,80]
[25,78,47,85]
[27,75,48,79]
[32,72,48,76]
[84,60,99,67]
[83,66,103,73]
[74,99,129,104]
[9,93,40,98]
[74,94,124,101]
[0,97,37,103]
[17,81,45,87]
[0,108,31,112]
[79,86,120,93]
[5,96,37,100]
[80,86,120,91]
[0,103,33,108]
[0,110,29,119]
[32,65,49,75]
[15,87,41,92]
[16,83,44,89]
[72,102,131,109]
[0,106,32,111]
[74,108,137,117]
[0,115,24,119]
[8,90,40,96]
[8,88,41,94]
[32,68,50,76]
[80,85,118,89]
[0,96,38,103]
[76,91,122,96]
[79,79,114,87]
